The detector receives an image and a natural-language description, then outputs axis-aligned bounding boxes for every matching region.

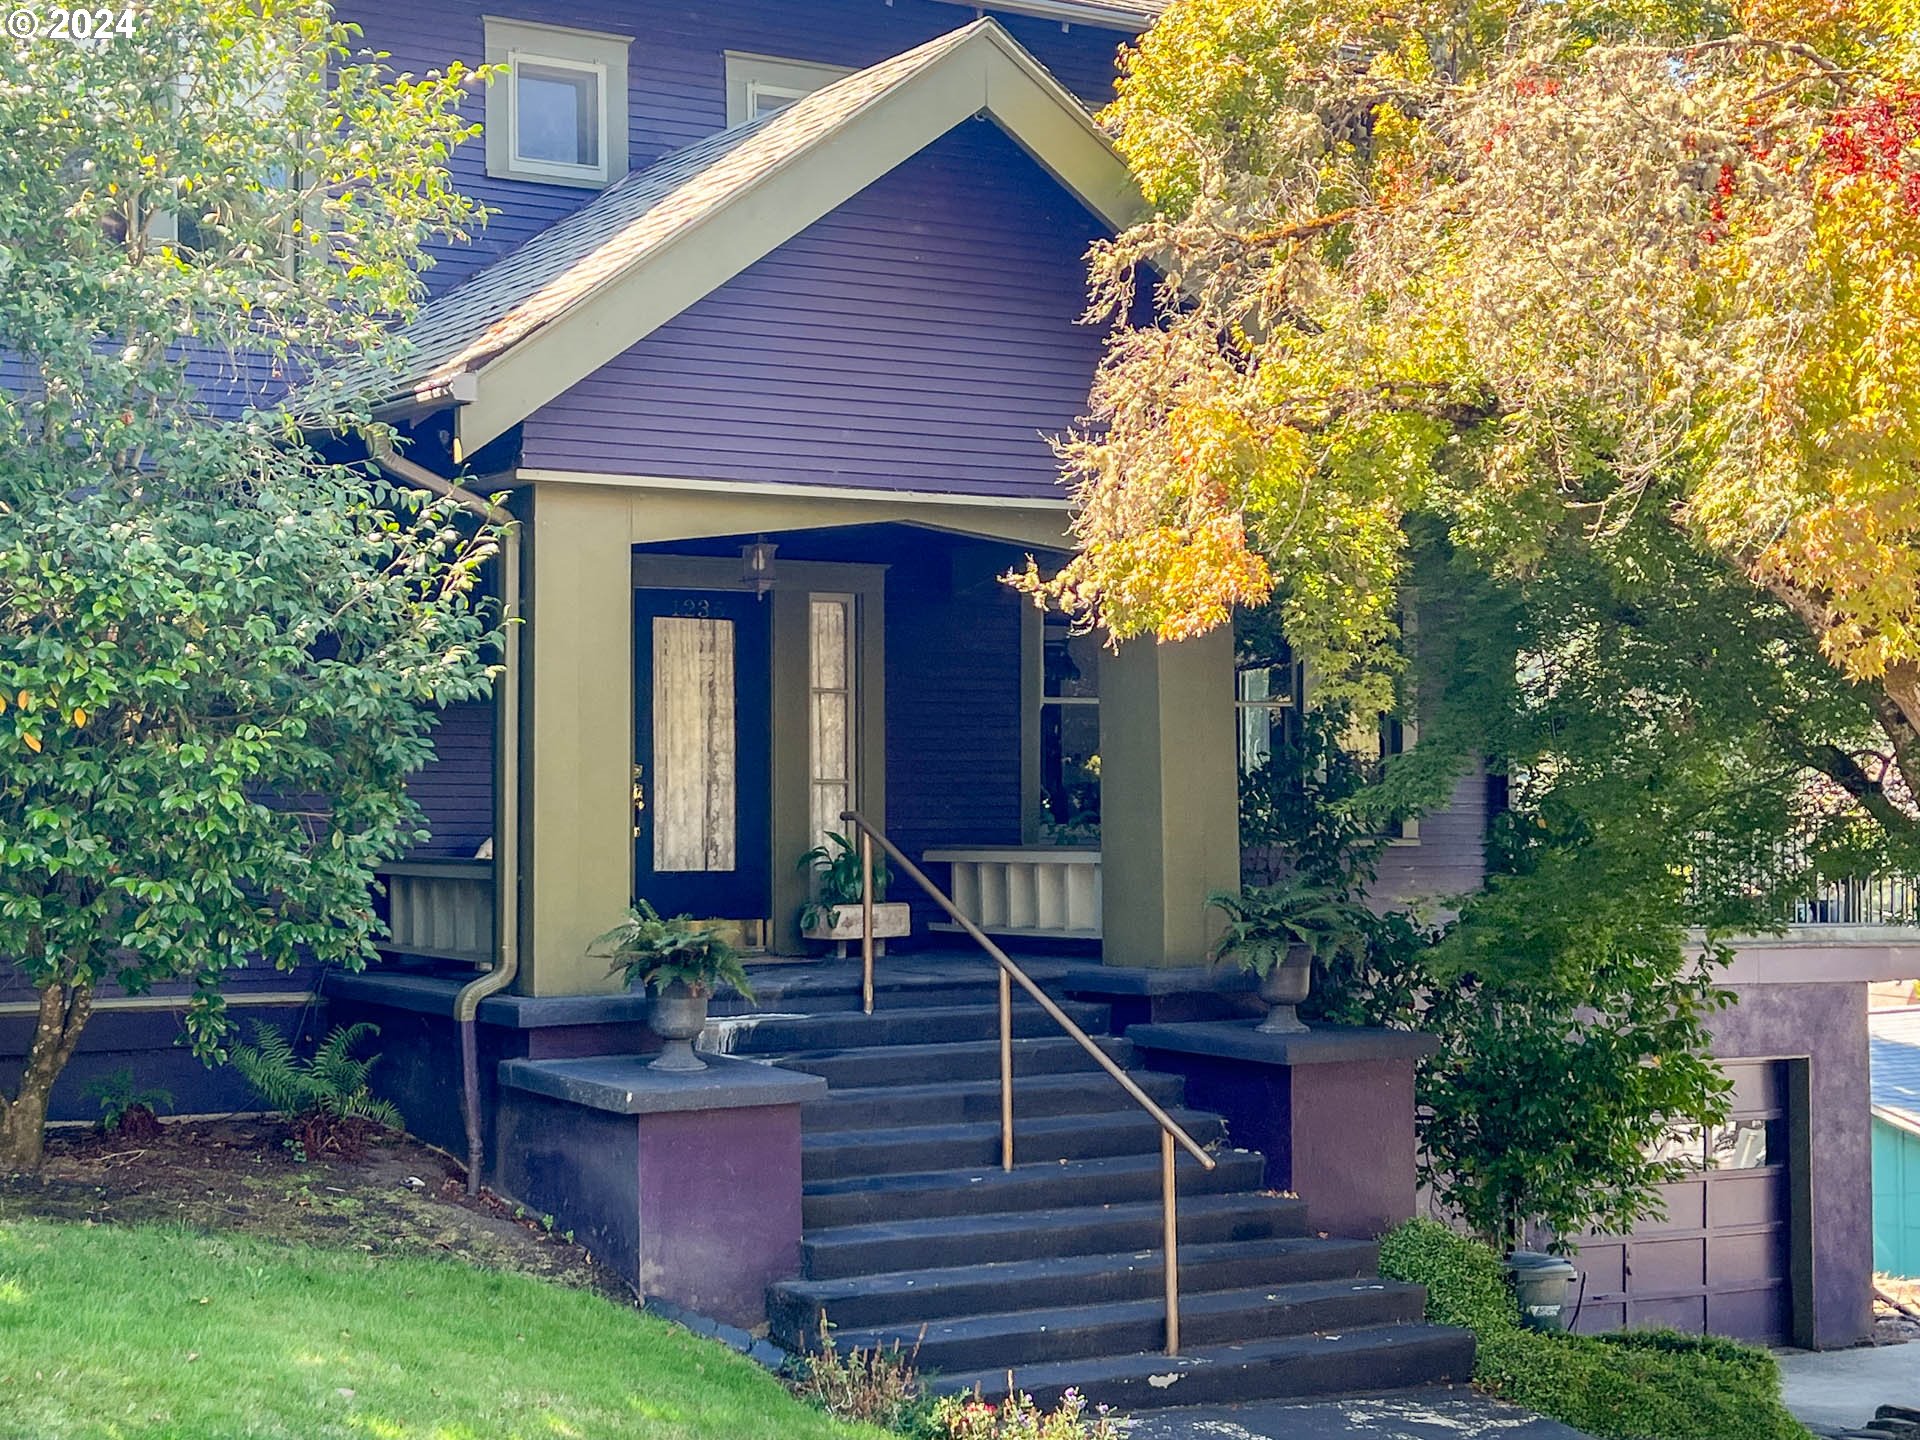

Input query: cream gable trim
[515,467,1070,511]
[512,468,1074,550]
[452,21,1144,455]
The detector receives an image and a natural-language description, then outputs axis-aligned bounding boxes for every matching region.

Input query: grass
[0,1219,885,1440]
[1380,1219,1813,1440]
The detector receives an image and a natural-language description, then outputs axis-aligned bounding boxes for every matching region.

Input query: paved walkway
[1778,1344,1920,1434]
[1124,1389,1592,1438]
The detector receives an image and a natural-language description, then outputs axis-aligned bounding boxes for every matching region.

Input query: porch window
[484,18,631,188]
[809,595,857,849]
[1040,615,1101,836]
[1235,640,1302,775]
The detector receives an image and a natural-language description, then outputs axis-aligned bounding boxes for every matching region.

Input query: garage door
[1569,1061,1794,1343]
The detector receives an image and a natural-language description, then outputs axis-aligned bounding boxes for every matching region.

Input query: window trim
[484,16,631,189]
[507,50,610,184]
[744,79,812,119]
[723,51,854,127]
[807,592,860,854]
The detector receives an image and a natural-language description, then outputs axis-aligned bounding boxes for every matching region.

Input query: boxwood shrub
[1379,1219,1811,1440]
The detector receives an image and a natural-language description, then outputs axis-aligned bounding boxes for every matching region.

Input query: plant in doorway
[798,832,911,956]
[593,903,753,1072]
[1208,877,1367,1034]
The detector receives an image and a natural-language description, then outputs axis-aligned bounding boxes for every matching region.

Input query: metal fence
[1691,833,1920,929]
[1782,872,1920,927]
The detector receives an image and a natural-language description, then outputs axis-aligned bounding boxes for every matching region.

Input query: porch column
[520,484,633,995]
[1098,628,1240,968]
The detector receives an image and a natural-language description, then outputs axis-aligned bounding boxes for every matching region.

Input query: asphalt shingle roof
[1871,1008,1920,1133]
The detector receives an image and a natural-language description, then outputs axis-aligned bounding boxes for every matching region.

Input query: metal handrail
[839,809,1215,1355]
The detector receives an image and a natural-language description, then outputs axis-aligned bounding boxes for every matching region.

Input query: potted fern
[798,831,910,956]
[592,902,754,1072]
[1208,878,1367,1034]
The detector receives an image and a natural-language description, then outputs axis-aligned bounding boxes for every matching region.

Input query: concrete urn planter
[802,901,911,958]
[1255,944,1313,1034]
[648,981,711,1072]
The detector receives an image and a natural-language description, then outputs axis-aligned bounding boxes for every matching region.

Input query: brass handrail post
[837,809,1209,1356]
[998,966,1014,1172]
[860,830,875,1015]
[1162,1129,1180,1355]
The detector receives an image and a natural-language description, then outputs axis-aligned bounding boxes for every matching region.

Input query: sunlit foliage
[1021,0,1920,748]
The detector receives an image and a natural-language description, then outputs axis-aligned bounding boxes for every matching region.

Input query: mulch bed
[0,1116,623,1298]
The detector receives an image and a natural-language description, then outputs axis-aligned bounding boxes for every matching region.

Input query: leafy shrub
[231,1022,402,1158]
[926,1389,1123,1440]
[1379,1218,1515,1335]
[81,1068,173,1140]
[1381,1219,1811,1440]
[785,1324,929,1433]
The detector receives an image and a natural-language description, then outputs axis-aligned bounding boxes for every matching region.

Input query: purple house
[3,0,1908,1401]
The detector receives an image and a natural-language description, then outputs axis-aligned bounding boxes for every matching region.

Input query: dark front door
[632,587,772,921]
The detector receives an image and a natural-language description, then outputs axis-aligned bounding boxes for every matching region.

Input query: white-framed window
[1235,608,1418,842]
[484,17,631,188]
[147,62,304,267]
[809,594,858,851]
[1039,614,1101,837]
[1235,641,1303,776]
[723,52,853,127]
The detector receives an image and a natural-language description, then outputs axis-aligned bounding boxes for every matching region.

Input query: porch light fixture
[740,536,778,599]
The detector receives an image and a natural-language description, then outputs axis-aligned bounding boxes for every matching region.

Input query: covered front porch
[380,478,1249,996]
[332,484,1467,1380]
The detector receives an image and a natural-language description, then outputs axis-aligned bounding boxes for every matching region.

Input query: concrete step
[801,1069,1188,1133]
[930,1323,1478,1412]
[801,1108,1228,1183]
[831,1277,1432,1373]
[773,1034,1136,1089]
[713,1000,1114,1056]
[768,1234,1385,1344]
[714,975,1009,1017]
[801,1148,1265,1229]
[800,1192,1308,1280]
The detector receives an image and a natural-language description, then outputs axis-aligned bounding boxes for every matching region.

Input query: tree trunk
[0,980,94,1173]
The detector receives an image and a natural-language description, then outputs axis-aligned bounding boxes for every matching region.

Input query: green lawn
[0,1219,883,1440]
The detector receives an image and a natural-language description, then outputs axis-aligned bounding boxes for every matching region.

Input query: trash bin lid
[1505,1249,1578,1279]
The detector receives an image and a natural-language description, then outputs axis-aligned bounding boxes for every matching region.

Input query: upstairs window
[485,17,631,188]
[723,53,852,127]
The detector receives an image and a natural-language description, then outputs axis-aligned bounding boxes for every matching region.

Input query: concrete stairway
[722,964,1473,1411]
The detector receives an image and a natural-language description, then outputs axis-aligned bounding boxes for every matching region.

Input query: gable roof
[326,19,1144,456]
[1873,1008,1920,1135]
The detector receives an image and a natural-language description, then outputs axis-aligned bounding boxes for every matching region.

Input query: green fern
[231,1022,403,1131]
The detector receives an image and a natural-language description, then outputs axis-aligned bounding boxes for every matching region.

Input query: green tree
[0,1,498,1170]
[1020,0,1920,1244]
[1016,0,1920,836]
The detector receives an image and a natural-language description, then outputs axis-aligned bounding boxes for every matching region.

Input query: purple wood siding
[1370,762,1489,906]
[408,700,495,858]
[519,122,1110,499]
[341,0,1123,299]
[885,561,1026,930]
